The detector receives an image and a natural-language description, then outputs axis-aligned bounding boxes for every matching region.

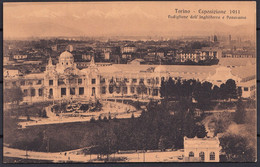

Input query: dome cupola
[59,51,74,67]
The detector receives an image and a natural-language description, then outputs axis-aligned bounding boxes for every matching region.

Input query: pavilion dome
[59,51,74,61]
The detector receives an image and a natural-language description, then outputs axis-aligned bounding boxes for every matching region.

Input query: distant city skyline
[4,2,256,39]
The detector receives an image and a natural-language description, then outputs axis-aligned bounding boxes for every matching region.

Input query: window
[137,87,141,95]
[69,78,76,84]
[210,152,215,160]
[124,78,128,82]
[244,87,248,91]
[23,89,28,96]
[189,152,194,157]
[38,89,43,96]
[20,80,25,86]
[156,77,159,84]
[92,87,96,96]
[31,88,35,97]
[199,152,205,161]
[153,89,158,96]
[79,87,84,95]
[116,86,120,94]
[139,78,144,83]
[12,81,16,86]
[27,81,32,85]
[132,79,137,83]
[100,78,106,84]
[70,88,75,95]
[123,87,127,94]
[58,79,65,86]
[131,87,135,94]
[49,80,53,86]
[61,88,66,96]
[143,88,147,94]
[37,80,42,85]
[250,85,256,91]
[49,88,53,97]
[92,79,96,84]
[101,87,106,94]
[78,78,82,85]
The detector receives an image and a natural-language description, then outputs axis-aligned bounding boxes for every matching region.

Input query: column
[66,87,70,98]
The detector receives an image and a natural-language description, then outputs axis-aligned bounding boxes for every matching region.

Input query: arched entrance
[92,87,96,96]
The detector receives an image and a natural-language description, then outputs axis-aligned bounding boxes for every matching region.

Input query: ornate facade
[184,136,221,162]
[4,51,256,103]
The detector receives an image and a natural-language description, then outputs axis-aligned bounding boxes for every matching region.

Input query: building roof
[59,51,74,60]
[124,44,136,47]
[154,65,168,73]
[184,136,220,147]
[219,58,256,67]
[24,73,45,79]
[231,63,256,79]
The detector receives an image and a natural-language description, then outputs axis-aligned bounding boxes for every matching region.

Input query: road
[4,147,184,163]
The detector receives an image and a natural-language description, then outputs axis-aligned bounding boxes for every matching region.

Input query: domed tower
[56,51,77,73]
[59,51,74,67]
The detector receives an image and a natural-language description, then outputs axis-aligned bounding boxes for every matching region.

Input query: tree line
[160,78,240,110]
[86,99,207,158]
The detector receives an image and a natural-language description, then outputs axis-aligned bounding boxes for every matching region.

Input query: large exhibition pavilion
[4,50,256,103]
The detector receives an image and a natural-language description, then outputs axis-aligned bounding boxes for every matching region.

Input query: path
[18,101,141,128]
[3,147,184,163]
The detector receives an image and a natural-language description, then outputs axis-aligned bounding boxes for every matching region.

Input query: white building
[13,54,27,60]
[4,50,256,103]
[121,44,136,53]
[184,136,221,162]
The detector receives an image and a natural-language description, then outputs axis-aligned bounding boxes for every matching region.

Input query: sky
[4,1,256,39]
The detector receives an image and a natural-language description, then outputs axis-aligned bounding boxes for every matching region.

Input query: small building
[4,69,22,78]
[122,53,132,59]
[121,44,136,53]
[184,136,221,162]
[13,54,28,60]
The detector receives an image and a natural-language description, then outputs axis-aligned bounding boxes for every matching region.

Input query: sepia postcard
[3,1,256,163]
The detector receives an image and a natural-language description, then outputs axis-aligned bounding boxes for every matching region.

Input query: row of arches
[189,151,215,161]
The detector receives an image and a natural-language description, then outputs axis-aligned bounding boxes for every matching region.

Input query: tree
[220,83,228,100]
[90,116,96,123]
[158,136,167,151]
[160,79,166,98]
[137,80,147,99]
[193,81,212,111]
[220,134,256,162]
[234,98,246,124]
[209,111,232,136]
[194,124,207,138]
[41,109,48,118]
[237,87,242,98]
[89,128,118,161]
[4,86,23,105]
[109,78,116,94]
[103,116,108,122]
[212,85,220,100]
[225,79,238,101]
[117,80,127,97]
